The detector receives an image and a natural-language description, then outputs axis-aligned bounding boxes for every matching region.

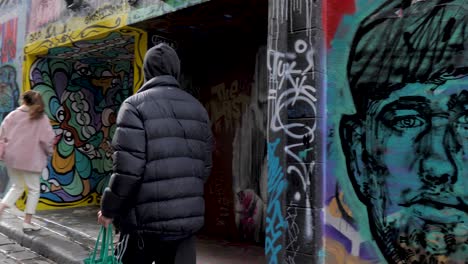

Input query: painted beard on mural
[339,0,467,263]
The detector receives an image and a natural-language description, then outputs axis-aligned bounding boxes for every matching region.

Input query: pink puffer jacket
[0,105,55,173]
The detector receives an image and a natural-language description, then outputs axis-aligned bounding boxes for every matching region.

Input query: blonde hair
[22,90,45,120]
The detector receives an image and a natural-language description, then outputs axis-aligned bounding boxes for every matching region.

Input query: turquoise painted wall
[325,0,467,263]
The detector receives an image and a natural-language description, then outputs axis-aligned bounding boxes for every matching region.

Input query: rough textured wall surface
[195,43,267,242]
[266,0,324,263]
[0,0,27,197]
[231,47,268,243]
[325,0,467,263]
[26,0,209,43]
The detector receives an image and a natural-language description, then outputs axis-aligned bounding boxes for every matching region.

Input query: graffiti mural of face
[336,1,467,262]
[342,77,468,263]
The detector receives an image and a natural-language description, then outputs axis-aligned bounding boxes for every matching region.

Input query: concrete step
[1,205,266,264]
[0,231,57,264]
[0,211,91,264]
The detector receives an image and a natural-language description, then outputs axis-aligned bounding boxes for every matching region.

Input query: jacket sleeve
[101,101,146,218]
[0,119,7,140]
[0,112,13,140]
[203,121,214,182]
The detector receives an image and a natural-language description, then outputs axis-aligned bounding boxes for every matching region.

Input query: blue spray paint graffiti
[265,138,288,264]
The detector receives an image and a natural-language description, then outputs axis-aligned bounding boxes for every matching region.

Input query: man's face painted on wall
[343,76,468,263]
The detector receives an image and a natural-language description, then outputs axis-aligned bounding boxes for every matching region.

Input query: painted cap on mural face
[143,43,181,82]
[346,0,467,115]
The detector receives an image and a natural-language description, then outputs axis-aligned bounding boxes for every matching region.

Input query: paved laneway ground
[0,232,55,264]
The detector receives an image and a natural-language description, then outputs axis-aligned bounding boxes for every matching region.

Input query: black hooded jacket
[100,44,213,238]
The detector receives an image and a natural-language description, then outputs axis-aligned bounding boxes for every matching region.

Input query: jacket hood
[143,43,180,82]
[137,75,179,94]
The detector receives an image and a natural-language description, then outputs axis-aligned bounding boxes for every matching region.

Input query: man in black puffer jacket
[98,43,214,264]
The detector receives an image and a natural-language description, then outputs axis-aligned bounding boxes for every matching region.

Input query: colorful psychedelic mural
[29,42,134,207]
[325,0,467,263]
[18,22,147,209]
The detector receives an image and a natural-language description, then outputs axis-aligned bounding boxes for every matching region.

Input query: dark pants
[115,233,196,264]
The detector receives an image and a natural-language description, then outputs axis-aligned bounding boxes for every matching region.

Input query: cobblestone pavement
[0,233,55,264]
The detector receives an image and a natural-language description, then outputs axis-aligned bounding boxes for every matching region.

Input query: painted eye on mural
[382,109,427,131]
[56,107,65,122]
[81,143,93,152]
[63,130,74,145]
[78,143,98,159]
[392,116,426,129]
[78,67,92,76]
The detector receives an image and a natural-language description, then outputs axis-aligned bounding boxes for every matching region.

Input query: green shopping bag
[84,225,121,264]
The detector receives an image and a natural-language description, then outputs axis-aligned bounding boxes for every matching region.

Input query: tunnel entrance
[132,0,269,246]
[21,26,146,209]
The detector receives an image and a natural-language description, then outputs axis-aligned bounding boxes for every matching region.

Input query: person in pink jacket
[0,90,55,232]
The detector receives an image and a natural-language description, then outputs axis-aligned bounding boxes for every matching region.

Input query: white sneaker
[23,222,41,232]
